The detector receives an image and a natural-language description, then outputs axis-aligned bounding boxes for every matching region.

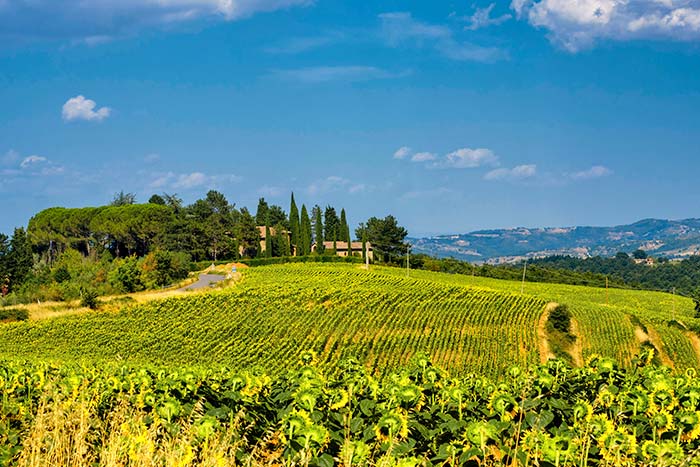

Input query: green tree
[272,223,290,257]
[632,249,648,260]
[256,198,270,226]
[355,215,408,264]
[339,208,349,242]
[265,217,272,258]
[111,191,136,206]
[237,208,260,258]
[324,206,339,242]
[312,205,324,254]
[7,227,33,292]
[268,205,288,227]
[148,194,166,205]
[289,193,300,256]
[300,205,312,256]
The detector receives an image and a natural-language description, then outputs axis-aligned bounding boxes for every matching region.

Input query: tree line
[1,190,409,301]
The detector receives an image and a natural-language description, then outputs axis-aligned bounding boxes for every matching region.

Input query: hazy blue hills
[410,218,700,264]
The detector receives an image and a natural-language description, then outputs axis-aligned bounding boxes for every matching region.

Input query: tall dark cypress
[265,215,272,258]
[339,208,349,242]
[289,193,300,256]
[300,205,312,256]
[313,205,324,254]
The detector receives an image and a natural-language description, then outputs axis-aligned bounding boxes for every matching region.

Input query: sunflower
[675,410,700,441]
[374,409,409,442]
[650,411,674,434]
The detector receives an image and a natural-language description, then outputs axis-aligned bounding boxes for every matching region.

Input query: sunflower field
[2,350,700,467]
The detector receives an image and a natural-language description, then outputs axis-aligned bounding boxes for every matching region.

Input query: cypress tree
[313,205,324,254]
[289,193,300,256]
[265,215,272,258]
[300,205,312,256]
[346,224,353,256]
[256,198,270,226]
[7,227,32,292]
[340,208,349,242]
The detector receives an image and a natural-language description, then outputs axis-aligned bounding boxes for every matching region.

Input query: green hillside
[1,263,698,376]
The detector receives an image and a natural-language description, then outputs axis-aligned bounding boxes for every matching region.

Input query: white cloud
[379,12,508,62]
[264,32,343,54]
[395,146,502,169]
[437,148,500,169]
[2,152,66,176]
[307,175,368,195]
[258,185,284,197]
[514,0,700,51]
[393,146,412,159]
[463,4,512,30]
[0,0,313,43]
[62,95,111,122]
[569,165,613,180]
[411,152,437,162]
[149,171,240,190]
[484,164,537,181]
[273,66,408,83]
[20,155,47,168]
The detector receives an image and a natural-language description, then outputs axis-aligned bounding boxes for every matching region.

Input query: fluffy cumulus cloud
[395,146,501,169]
[149,171,240,190]
[0,0,313,43]
[379,12,508,62]
[569,165,613,180]
[393,146,412,160]
[440,148,500,169]
[484,164,537,181]
[513,0,700,51]
[62,96,111,122]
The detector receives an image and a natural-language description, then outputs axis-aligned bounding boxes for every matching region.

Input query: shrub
[548,304,571,334]
[81,289,100,310]
[0,308,29,322]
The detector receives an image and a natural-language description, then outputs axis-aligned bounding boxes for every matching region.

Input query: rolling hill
[410,217,700,264]
[1,263,698,376]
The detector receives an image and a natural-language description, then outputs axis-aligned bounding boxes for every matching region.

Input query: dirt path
[686,331,700,365]
[179,273,226,291]
[569,318,584,367]
[633,320,674,368]
[537,303,557,363]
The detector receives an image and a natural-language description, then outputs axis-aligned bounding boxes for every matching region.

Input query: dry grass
[12,262,248,322]
[13,395,254,467]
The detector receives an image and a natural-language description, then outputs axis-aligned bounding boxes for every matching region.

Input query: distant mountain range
[409,218,700,264]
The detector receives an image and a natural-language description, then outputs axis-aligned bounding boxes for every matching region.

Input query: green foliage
[312,205,324,254]
[323,206,339,242]
[109,256,143,293]
[53,265,71,283]
[300,204,312,256]
[356,215,408,264]
[110,191,136,206]
[80,288,99,309]
[255,197,270,225]
[289,193,300,254]
[2,352,700,466]
[549,304,572,334]
[0,307,28,322]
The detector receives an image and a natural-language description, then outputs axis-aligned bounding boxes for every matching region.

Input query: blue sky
[1,0,700,237]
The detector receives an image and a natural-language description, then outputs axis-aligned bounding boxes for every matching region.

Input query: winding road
[180,273,226,291]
